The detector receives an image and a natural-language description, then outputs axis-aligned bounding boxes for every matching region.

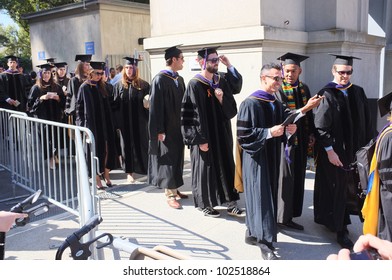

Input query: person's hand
[270,125,285,137]
[326,149,343,167]
[7,99,16,106]
[51,94,60,102]
[286,123,297,135]
[353,234,392,260]
[219,55,232,68]
[0,211,28,232]
[199,143,209,152]
[214,88,223,104]
[327,234,392,260]
[158,133,165,142]
[326,248,351,260]
[301,95,324,113]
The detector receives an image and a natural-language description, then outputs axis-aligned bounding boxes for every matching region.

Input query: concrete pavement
[1,160,364,260]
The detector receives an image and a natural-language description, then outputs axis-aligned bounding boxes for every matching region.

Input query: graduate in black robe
[27,63,65,166]
[313,54,376,249]
[65,54,92,118]
[237,63,296,260]
[181,46,243,218]
[75,61,116,190]
[113,56,150,180]
[0,55,27,112]
[53,62,70,150]
[148,46,187,209]
[274,53,320,230]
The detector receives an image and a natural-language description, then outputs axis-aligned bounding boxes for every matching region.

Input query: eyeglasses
[95,72,104,76]
[265,75,284,82]
[206,58,220,64]
[335,69,353,76]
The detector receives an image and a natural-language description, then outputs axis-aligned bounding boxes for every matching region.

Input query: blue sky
[0,9,17,27]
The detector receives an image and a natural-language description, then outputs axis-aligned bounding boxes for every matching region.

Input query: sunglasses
[95,72,104,76]
[335,69,353,76]
[265,75,284,82]
[206,57,220,63]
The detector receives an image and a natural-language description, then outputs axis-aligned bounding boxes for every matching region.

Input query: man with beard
[0,55,27,112]
[313,54,376,249]
[181,46,244,218]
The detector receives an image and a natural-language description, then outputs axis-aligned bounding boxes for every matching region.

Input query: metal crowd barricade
[7,114,99,252]
[3,112,189,260]
[0,109,27,171]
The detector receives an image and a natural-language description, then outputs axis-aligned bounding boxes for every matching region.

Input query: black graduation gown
[0,71,27,112]
[148,72,185,189]
[27,83,65,159]
[219,67,243,95]
[27,83,65,121]
[65,76,83,117]
[113,79,150,174]
[55,77,69,149]
[274,82,315,223]
[377,128,392,241]
[313,84,375,232]
[181,74,239,208]
[237,97,284,243]
[75,82,116,174]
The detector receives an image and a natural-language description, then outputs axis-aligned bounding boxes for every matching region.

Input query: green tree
[0,1,77,31]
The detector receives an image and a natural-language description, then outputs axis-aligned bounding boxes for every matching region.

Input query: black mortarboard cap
[123,56,141,66]
[46,58,56,64]
[277,52,309,66]
[75,54,92,63]
[53,62,68,68]
[197,46,220,59]
[329,53,361,66]
[164,45,183,60]
[4,55,19,62]
[378,92,392,117]
[89,61,105,70]
[36,63,54,71]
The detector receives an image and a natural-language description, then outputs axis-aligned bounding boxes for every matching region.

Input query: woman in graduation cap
[65,54,92,117]
[27,63,66,168]
[112,56,150,182]
[362,92,392,242]
[75,61,117,190]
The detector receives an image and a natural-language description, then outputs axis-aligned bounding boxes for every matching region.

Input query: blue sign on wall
[38,51,46,60]
[85,42,95,55]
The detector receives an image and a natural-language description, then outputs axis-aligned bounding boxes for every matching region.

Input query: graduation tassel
[285,142,291,164]
[202,49,207,70]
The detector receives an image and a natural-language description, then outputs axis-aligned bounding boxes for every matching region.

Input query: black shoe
[278,220,304,230]
[199,207,220,218]
[245,229,258,246]
[227,206,246,217]
[337,233,354,250]
[259,244,278,260]
[245,230,275,250]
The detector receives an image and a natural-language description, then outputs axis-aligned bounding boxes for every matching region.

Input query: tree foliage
[0,0,150,69]
[0,0,77,31]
